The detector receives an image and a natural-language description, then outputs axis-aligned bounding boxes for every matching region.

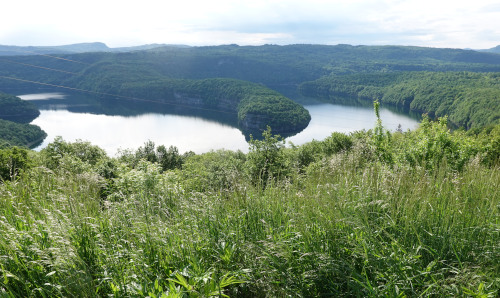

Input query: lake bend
[19,91,420,156]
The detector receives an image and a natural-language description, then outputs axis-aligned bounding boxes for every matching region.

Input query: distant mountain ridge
[3,42,500,56]
[0,42,189,56]
[476,45,500,53]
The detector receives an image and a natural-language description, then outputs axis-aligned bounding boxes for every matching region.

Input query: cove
[19,91,420,156]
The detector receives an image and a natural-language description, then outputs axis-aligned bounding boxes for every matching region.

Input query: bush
[0,146,31,181]
[182,150,246,192]
[41,137,108,171]
[397,116,480,171]
[322,132,353,155]
[246,127,290,186]
[477,124,500,166]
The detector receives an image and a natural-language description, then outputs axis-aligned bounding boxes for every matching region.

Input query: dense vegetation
[0,92,40,123]
[2,44,500,295]
[299,71,500,129]
[0,119,46,148]
[76,71,311,134]
[0,93,46,148]
[1,105,499,296]
[3,44,500,131]
[0,42,175,56]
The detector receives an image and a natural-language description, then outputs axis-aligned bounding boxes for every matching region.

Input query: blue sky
[2,0,499,48]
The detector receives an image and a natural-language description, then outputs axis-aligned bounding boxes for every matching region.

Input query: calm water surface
[20,92,419,156]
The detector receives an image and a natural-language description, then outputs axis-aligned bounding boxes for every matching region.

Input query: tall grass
[1,127,499,296]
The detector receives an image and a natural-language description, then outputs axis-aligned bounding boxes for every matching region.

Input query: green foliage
[1,98,500,296]
[294,132,353,169]
[181,150,246,192]
[477,124,500,166]
[237,91,311,133]
[156,145,185,172]
[372,100,394,164]
[0,128,499,296]
[164,270,246,297]
[122,140,187,172]
[300,71,500,129]
[0,119,46,148]
[121,77,311,134]
[41,136,108,172]
[3,44,500,135]
[322,132,354,155]
[393,116,481,171]
[0,92,40,123]
[110,159,166,199]
[0,146,31,181]
[246,127,289,185]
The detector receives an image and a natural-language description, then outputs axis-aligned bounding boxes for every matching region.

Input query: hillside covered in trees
[0,92,40,123]
[2,44,500,134]
[0,92,46,147]
[299,71,500,129]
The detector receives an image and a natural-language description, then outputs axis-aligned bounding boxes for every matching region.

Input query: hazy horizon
[0,41,497,51]
[1,0,499,49]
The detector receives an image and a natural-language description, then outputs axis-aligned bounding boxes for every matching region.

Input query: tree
[246,126,288,185]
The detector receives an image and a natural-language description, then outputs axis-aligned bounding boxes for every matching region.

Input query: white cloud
[0,0,499,48]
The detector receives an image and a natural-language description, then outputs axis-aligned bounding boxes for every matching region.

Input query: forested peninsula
[0,93,46,147]
[0,92,39,123]
[123,78,311,134]
[72,63,311,135]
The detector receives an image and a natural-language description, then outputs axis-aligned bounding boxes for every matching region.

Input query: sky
[1,0,499,49]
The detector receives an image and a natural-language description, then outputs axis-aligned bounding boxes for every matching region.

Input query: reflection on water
[288,103,419,145]
[18,91,420,156]
[31,110,248,155]
[19,93,66,100]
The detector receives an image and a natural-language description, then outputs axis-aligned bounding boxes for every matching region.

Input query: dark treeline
[0,119,46,148]
[73,65,311,134]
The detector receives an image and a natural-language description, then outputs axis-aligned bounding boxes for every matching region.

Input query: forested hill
[299,72,500,129]
[0,42,176,56]
[0,93,46,147]
[1,44,500,130]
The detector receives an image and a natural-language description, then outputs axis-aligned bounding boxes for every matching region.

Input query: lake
[19,91,420,156]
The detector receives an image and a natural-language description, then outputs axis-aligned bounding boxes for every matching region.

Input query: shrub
[41,137,108,171]
[182,150,246,192]
[246,127,289,186]
[398,116,480,171]
[0,146,31,181]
